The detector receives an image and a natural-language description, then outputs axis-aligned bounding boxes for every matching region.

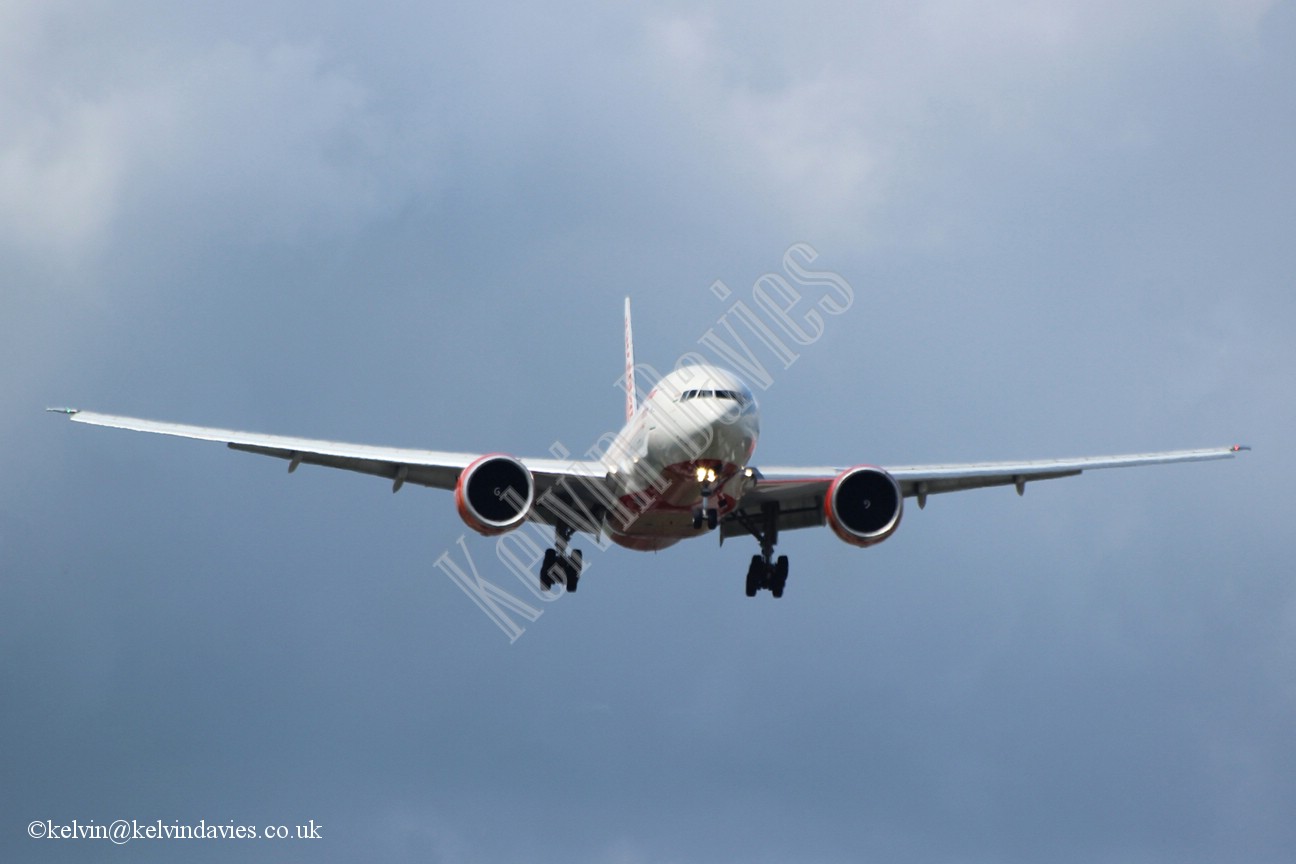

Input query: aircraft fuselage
[601,364,759,549]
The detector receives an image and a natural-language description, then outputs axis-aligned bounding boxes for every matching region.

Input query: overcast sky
[3,1,1293,862]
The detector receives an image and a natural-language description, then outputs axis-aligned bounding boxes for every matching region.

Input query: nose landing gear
[691,465,720,531]
[692,497,719,531]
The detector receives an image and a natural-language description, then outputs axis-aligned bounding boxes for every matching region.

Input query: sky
[2,1,1293,861]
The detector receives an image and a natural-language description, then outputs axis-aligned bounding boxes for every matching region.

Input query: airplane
[50,298,1247,597]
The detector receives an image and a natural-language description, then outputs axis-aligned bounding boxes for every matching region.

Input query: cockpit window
[680,388,747,404]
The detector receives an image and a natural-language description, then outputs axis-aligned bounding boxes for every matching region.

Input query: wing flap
[226,442,460,489]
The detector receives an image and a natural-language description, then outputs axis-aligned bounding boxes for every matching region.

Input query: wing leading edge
[51,410,1247,542]
[50,409,605,494]
[724,445,1249,539]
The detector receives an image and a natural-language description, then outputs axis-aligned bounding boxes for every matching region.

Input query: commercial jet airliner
[51,299,1247,597]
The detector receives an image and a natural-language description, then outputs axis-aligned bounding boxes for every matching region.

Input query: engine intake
[825,465,903,547]
[455,454,535,536]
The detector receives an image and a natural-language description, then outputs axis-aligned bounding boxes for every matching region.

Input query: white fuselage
[600,364,760,549]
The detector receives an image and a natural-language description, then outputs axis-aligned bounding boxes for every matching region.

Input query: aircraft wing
[722,445,1249,539]
[49,409,606,494]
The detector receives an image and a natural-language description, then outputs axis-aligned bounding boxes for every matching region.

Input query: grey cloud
[3,2,1292,863]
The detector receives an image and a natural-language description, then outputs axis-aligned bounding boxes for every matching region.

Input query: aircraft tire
[745,555,762,597]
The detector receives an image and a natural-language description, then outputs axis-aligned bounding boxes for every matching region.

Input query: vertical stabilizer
[624,297,637,421]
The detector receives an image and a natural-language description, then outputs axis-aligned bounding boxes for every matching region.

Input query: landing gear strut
[692,481,719,531]
[736,501,788,598]
[692,466,720,531]
[540,523,583,592]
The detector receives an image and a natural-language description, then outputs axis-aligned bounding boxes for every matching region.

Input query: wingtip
[46,407,80,416]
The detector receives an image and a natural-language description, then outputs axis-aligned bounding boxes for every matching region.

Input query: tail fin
[624,297,637,421]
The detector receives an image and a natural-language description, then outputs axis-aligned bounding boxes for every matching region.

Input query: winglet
[624,297,637,422]
[46,407,80,415]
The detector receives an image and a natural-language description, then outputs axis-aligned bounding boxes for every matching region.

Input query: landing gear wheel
[539,522,585,593]
[540,547,583,593]
[737,501,789,598]
[694,507,719,530]
[566,549,583,593]
[771,555,789,598]
[540,548,557,591]
[745,555,761,597]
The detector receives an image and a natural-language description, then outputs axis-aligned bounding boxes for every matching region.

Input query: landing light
[695,466,717,483]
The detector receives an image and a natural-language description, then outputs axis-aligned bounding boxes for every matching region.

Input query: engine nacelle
[454,454,535,536]
[825,465,903,547]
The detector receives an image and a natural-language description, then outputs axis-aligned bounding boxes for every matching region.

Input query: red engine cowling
[824,465,903,547]
[454,454,535,536]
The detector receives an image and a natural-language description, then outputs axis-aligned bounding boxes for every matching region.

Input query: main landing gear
[746,554,788,598]
[737,501,788,598]
[540,523,583,592]
[693,483,789,598]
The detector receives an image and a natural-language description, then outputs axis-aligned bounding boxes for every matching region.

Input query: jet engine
[824,465,903,547]
[454,454,535,536]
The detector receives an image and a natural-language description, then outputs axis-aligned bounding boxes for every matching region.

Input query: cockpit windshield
[680,389,748,404]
